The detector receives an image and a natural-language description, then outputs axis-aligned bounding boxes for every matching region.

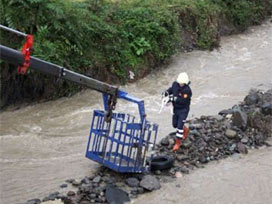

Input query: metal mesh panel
[86,110,158,173]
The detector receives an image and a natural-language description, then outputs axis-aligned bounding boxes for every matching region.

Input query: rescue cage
[86,110,158,173]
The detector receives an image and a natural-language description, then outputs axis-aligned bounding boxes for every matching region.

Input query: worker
[163,72,192,152]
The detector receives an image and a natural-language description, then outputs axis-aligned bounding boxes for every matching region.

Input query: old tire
[149,155,174,171]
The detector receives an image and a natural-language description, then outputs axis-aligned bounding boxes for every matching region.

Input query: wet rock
[181,140,192,148]
[229,143,236,152]
[46,192,60,201]
[219,109,233,115]
[190,123,203,129]
[80,201,90,204]
[67,191,76,197]
[190,129,201,137]
[225,129,237,139]
[160,137,170,146]
[62,196,73,204]
[179,166,190,174]
[140,175,161,191]
[232,109,247,129]
[244,91,260,106]
[176,155,189,162]
[72,180,80,186]
[211,115,223,121]
[81,177,90,184]
[26,199,41,204]
[237,142,248,154]
[93,176,101,183]
[137,187,144,194]
[125,177,140,187]
[60,184,68,188]
[241,137,249,144]
[66,179,75,183]
[105,184,130,204]
[261,103,272,115]
[130,187,138,195]
[89,193,96,199]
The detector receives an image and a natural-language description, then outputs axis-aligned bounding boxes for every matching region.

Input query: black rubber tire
[149,155,174,171]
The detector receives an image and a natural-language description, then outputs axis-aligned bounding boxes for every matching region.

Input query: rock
[140,175,161,191]
[219,109,234,115]
[181,140,192,148]
[229,143,236,152]
[176,155,189,162]
[179,166,189,174]
[47,192,60,201]
[241,137,249,144]
[199,156,208,164]
[175,172,183,178]
[42,197,50,202]
[67,191,76,197]
[65,179,75,183]
[237,142,248,154]
[81,177,90,184]
[261,103,272,115]
[190,123,203,129]
[26,199,41,204]
[232,109,248,129]
[130,187,138,195]
[137,187,144,194]
[93,176,101,183]
[89,193,96,199]
[80,201,90,204]
[60,184,67,188]
[211,115,224,121]
[190,129,201,137]
[244,91,260,105]
[125,177,140,187]
[105,184,130,204]
[72,180,80,186]
[225,129,237,139]
[160,137,170,146]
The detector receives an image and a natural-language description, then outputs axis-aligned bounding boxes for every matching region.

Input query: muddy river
[0,19,271,204]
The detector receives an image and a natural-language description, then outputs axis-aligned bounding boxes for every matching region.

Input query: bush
[1,0,271,107]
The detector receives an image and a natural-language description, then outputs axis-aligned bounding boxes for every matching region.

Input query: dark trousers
[172,109,189,138]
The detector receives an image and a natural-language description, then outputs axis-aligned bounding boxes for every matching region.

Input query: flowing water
[1,19,272,204]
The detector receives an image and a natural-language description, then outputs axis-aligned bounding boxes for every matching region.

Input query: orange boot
[173,138,181,152]
[173,126,190,152]
[183,126,190,140]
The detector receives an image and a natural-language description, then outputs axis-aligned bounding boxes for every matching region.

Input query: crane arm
[0,45,118,96]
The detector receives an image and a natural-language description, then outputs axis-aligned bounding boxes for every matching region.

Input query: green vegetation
[0,0,271,106]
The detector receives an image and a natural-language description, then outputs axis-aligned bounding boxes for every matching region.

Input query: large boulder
[140,175,160,191]
[232,108,247,129]
[262,103,272,115]
[244,90,261,106]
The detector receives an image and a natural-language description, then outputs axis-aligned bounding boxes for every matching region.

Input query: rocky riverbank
[16,89,272,204]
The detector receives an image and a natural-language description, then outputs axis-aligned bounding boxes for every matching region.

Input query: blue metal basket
[86,91,158,173]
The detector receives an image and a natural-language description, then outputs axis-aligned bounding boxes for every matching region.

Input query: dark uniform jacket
[166,82,192,111]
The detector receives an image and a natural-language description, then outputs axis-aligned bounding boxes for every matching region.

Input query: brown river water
[1,19,272,204]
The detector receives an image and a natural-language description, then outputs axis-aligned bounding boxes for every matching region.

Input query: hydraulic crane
[0,25,158,173]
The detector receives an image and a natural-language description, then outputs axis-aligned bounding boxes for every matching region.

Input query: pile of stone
[18,89,272,204]
[157,89,272,174]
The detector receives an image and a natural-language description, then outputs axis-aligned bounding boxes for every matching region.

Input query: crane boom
[0,45,118,96]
